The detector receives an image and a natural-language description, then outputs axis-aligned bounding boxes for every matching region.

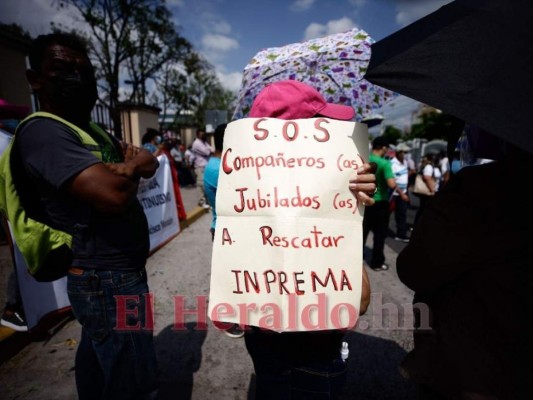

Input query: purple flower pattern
[233,28,396,120]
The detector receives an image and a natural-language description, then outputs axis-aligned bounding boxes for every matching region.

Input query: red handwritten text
[233,186,320,213]
[259,225,345,249]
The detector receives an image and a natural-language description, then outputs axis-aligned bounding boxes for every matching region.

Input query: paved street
[0,185,419,400]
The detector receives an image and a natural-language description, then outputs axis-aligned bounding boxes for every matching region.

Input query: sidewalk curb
[0,325,15,342]
[180,206,209,230]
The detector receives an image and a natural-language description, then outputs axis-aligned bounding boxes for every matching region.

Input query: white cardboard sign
[208,117,369,332]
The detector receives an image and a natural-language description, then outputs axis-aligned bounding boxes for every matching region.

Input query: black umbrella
[364,0,533,154]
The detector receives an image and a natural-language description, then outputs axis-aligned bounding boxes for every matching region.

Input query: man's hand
[349,162,377,206]
[105,162,136,179]
[68,147,157,214]
[120,141,142,162]
[106,148,159,180]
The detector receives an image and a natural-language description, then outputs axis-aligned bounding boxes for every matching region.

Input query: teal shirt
[369,153,394,202]
[204,156,221,230]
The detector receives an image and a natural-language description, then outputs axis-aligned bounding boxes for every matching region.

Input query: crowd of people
[0,23,529,400]
[362,136,454,271]
[0,32,376,400]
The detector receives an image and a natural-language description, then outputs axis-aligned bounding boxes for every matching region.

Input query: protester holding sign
[210,80,375,399]
[159,139,187,223]
[142,127,164,156]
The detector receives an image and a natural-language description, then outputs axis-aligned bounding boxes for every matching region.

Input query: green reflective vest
[0,112,116,281]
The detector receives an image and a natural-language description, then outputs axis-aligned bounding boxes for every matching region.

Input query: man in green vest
[17,33,159,399]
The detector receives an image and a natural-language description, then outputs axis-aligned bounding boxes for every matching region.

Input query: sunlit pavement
[0,186,419,400]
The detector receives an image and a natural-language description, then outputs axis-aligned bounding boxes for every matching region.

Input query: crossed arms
[66,142,159,214]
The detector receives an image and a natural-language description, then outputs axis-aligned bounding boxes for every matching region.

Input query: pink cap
[249,80,355,120]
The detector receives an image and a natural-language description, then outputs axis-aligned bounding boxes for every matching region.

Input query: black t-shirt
[14,118,149,271]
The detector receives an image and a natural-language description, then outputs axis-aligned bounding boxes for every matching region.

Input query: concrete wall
[181,127,195,148]
[136,110,159,145]
[120,106,160,146]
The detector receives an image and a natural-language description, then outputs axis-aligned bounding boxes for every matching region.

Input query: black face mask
[45,73,98,116]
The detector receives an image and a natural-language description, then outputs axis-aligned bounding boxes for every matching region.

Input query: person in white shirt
[191,129,214,208]
[438,150,450,186]
[391,143,413,242]
[414,153,440,223]
[184,145,197,185]
[169,140,183,167]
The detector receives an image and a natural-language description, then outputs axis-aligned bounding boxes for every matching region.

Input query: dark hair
[29,33,89,72]
[421,153,437,169]
[372,136,389,149]
[214,123,227,152]
[142,128,160,144]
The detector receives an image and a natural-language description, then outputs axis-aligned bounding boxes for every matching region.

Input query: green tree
[155,52,235,129]
[55,0,186,138]
[124,5,191,105]
[0,23,31,40]
[153,62,192,130]
[408,111,461,141]
[382,125,403,145]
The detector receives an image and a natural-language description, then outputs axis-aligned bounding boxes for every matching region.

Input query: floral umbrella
[232,28,396,121]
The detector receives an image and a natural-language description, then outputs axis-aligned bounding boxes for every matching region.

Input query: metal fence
[91,100,114,134]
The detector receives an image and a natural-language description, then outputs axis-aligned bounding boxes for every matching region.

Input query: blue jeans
[245,332,348,399]
[67,268,159,400]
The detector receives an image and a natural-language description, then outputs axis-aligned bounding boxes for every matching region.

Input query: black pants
[362,200,390,268]
[414,194,433,224]
[393,195,409,238]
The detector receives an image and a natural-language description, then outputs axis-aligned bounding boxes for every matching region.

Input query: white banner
[15,246,70,329]
[137,154,180,251]
[7,220,69,331]
[12,238,69,330]
[208,118,369,332]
